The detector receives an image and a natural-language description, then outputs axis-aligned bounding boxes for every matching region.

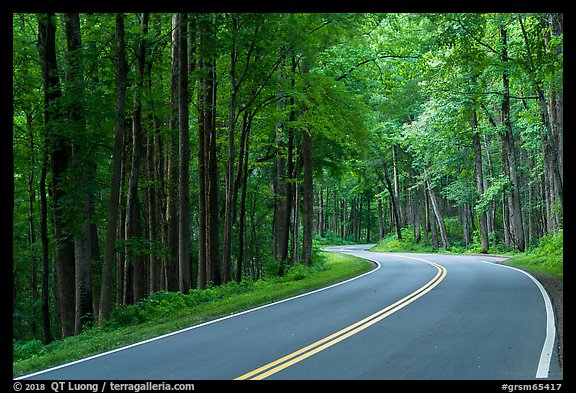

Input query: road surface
[18,245,562,380]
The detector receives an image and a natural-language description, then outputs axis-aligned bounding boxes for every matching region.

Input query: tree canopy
[13,12,562,343]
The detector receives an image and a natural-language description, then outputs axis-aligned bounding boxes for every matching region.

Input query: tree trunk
[500,26,525,252]
[425,185,439,250]
[165,13,180,292]
[380,161,402,240]
[302,126,313,266]
[471,108,489,253]
[222,21,236,284]
[178,13,191,293]
[38,12,76,339]
[125,13,149,303]
[236,113,252,283]
[198,14,220,286]
[63,12,96,334]
[392,145,402,227]
[426,179,450,249]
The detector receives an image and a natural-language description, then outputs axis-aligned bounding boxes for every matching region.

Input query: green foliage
[371,227,434,253]
[106,282,256,329]
[13,339,45,362]
[13,11,563,357]
[508,231,563,277]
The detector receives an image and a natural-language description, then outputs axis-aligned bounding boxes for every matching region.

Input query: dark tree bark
[178,13,191,293]
[63,12,96,334]
[38,123,52,343]
[165,13,180,292]
[125,13,149,303]
[38,13,76,338]
[99,13,127,327]
[197,14,220,287]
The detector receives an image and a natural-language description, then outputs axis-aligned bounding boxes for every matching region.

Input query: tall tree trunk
[99,13,127,326]
[411,173,421,243]
[39,148,52,343]
[39,13,76,339]
[223,15,239,283]
[471,108,489,253]
[425,186,439,250]
[500,26,525,252]
[302,126,313,266]
[178,13,191,293]
[125,13,149,303]
[392,146,402,227]
[377,191,385,240]
[236,113,252,283]
[198,14,220,286]
[63,12,96,334]
[379,161,402,240]
[426,179,450,249]
[26,114,38,338]
[166,13,180,292]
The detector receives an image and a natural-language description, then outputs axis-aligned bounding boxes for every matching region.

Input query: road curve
[18,245,562,380]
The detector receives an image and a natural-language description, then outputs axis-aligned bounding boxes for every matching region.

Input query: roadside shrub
[13,339,44,362]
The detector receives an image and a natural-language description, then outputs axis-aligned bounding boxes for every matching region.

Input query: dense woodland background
[13,13,562,344]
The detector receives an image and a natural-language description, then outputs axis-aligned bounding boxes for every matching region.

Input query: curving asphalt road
[18,245,562,380]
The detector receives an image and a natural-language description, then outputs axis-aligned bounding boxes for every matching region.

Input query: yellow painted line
[235,255,447,380]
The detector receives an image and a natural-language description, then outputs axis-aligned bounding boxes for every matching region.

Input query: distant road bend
[18,245,562,380]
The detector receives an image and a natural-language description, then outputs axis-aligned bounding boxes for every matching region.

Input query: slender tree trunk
[377,192,385,240]
[380,161,402,240]
[471,108,489,253]
[166,13,180,292]
[40,152,52,343]
[425,185,439,250]
[178,13,191,293]
[426,179,450,249]
[223,20,236,284]
[125,13,149,303]
[411,173,421,243]
[500,26,525,252]
[302,125,313,266]
[392,146,402,227]
[236,114,252,283]
[198,14,220,286]
[26,115,38,338]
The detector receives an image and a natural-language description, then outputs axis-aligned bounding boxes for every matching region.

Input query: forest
[13,13,562,346]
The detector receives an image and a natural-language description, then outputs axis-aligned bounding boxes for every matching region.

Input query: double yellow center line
[235,254,447,380]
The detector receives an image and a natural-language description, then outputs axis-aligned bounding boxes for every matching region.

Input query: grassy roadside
[13,251,374,378]
[370,228,563,279]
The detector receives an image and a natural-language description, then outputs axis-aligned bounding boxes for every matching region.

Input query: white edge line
[481,260,556,379]
[16,250,381,380]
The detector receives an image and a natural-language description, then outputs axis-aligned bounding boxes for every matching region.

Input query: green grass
[13,251,373,378]
[505,231,563,278]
